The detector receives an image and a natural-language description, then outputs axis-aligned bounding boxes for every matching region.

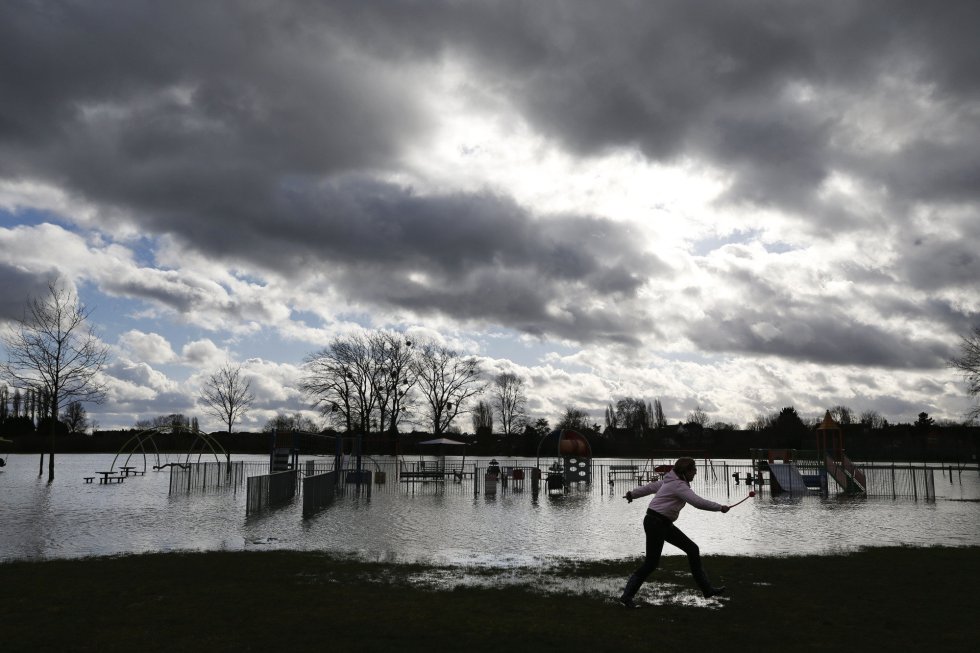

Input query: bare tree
[411,341,484,434]
[368,331,416,434]
[556,406,591,431]
[151,413,191,432]
[302,333,375,433]
[604,403,618,429]
[491,372,527,436]
[301,331,416,435]
[471,400,493,433]
[859,409,888,430]
[616,397,650,431]
[263,412,320,433]
[948,326,980,420]
[829,405,854,426]
[62,401,89,434]
[200,364,255,434]
[710,420,738,430]
[687,405,709,427]
[653,398,667,429]
[748,411,779,431]
[0,282,109,481]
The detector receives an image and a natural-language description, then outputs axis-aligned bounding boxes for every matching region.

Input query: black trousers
[627,510,711,593]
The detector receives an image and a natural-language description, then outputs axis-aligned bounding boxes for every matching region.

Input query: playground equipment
[249,430,375,517]
[101,426,241,493]
[103,425,229,478]
[750,412,867,496]
[817,411,866,494]
[269,429,374,480]
[536,429,593,492]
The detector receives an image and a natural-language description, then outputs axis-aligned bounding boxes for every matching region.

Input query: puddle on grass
[294,565,727,609]
[404,567,727,608]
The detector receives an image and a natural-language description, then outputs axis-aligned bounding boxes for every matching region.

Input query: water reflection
[0,453,977,565]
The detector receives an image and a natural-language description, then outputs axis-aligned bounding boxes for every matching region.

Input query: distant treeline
[2,422,977,463]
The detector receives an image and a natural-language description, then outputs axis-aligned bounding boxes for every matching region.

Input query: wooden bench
[83,477,95,483]
[608,465,639,477]
[399,470,445,482]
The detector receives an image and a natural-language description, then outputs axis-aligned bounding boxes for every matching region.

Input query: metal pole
[335,436,342,487]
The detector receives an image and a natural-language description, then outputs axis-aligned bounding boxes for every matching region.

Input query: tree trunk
[38,451,44,476]
[48,392,58,483]
[48,406,56,482]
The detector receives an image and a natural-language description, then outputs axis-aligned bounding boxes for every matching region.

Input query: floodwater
[1,453,978,566]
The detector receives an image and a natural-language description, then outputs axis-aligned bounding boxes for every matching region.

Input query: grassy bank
[2,547,976,651]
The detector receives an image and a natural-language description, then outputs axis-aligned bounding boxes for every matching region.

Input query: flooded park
[1,447,978,566]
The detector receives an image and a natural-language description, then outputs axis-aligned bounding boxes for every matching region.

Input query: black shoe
[702,586,726,599]
[618,594,640,609]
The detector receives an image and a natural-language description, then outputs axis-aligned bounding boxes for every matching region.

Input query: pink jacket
[630,470,724,521]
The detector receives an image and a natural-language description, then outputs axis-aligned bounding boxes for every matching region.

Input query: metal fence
[300,470,374,517]
[177,457,948,512]
[371,458,944,500]
[302,470,338,517]
[168,461,253,494]
[861,464,936,500]
[246,470,297,515]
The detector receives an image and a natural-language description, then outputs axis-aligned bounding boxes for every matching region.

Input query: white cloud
[116,330,177,365]
[180,339,227,367]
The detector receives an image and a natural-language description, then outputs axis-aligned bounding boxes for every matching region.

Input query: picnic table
[400,469,446,481]
[400,461,446,482]
[96,471,124,484]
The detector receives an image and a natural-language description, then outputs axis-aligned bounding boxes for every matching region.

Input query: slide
[767,463,810,494]
[824,453,866,494]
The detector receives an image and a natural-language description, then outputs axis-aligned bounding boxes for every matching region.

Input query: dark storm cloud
[0,1,431,222]
[278,178,663,343]
[687,310,951,369]
[423,0,980,214]
[901,231,980,292]
[688,250,973,369]
[0,0,667,344]
[0,1,427,173]
[1,1,977,352]
[0,264,58,322]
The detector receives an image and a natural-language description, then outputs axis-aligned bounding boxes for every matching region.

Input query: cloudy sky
[1,1,978,432]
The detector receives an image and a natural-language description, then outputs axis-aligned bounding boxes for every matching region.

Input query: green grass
[2,547,977,651]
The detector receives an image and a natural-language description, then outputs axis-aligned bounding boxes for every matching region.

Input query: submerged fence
[862,464,936,500]
[175,456,960,516]
[302,470,337,517]
[246,470,297,515]
[168,461,254,494]
[374,457,954,500]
